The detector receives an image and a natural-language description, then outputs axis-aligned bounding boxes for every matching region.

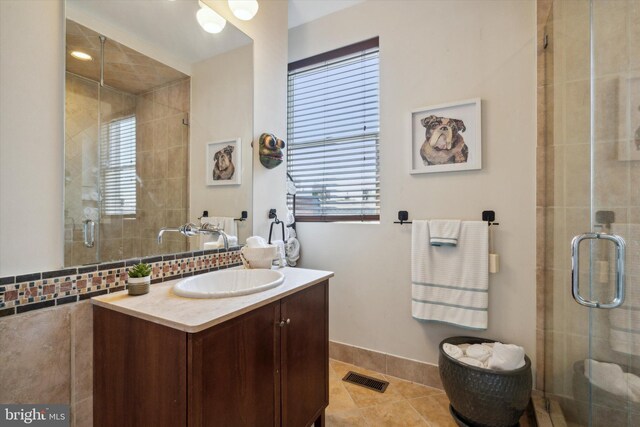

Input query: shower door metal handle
[83,220,95,248]
[571,233,626,309]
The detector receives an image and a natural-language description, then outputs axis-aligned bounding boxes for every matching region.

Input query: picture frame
[410,98,481,174]
[206,138,241,186]
[617,75,640,161]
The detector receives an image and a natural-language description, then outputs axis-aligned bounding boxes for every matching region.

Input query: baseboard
[329,340,443,390]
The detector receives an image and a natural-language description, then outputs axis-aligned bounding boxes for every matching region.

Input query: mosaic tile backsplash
[0,247,243,318]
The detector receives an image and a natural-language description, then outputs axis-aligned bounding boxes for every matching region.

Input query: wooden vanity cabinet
[94,280,328,427]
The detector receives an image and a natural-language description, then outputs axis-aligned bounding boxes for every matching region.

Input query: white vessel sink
[173,269,285,298]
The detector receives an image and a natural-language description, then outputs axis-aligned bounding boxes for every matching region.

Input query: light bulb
[70,51,93,61]
[196,2,226,34]
[228,0,259,21]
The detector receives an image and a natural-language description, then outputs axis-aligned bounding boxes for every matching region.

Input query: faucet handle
[180,223,199,236]
[200,222,219,232]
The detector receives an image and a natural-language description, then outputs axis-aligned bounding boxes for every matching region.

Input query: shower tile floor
[327,359,535,427]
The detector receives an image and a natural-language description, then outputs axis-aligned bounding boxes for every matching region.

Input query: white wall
[0,0,65,276]
[190,44,253,244]
[289,0,537,369]
[204,0,288,240]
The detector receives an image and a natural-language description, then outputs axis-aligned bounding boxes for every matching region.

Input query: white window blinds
[287,38,380,222]
[101,115,136,216]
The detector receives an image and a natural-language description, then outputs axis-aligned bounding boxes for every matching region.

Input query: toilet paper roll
[489,253,500,274]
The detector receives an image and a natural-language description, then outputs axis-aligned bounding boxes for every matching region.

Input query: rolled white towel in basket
[466,344,492,363]
[443,343,464,359]
[459,357,485,368]
[487,343,525,371]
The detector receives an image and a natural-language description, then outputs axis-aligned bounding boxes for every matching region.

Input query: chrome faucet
[157,223,229,250]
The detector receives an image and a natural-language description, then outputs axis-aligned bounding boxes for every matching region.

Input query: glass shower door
[568,1,640,425]
[64,73,101,266]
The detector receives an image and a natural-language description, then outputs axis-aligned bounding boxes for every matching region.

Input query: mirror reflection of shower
[64,19,190,266]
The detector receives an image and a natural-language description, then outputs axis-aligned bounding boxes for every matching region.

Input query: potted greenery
[127,263,152,295]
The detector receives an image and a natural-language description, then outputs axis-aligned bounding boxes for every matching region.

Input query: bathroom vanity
[92,267,333,427]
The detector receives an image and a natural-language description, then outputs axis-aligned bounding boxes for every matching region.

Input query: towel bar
[393,210,500,226]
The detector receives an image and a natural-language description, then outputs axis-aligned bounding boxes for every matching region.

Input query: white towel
[459,357,485,368]
[199,216,238,249]
[429,219,462,246]
[487,342,525,371]
[272,239,287,267]
[203,235,238,250]
[411,220,489,329]
[443,343,464,360]
[584,359,640,403]
[466,344,492,363]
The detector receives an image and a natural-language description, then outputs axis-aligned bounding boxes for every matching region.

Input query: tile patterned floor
[327,359,536,427]
[327,359,456,427]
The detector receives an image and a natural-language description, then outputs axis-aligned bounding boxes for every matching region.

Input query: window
[101,115,136,216]
[287,37,380,222]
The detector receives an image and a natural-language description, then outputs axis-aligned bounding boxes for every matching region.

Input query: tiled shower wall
[132,78,190,258]
[538,0,640,424]
[64,75,190,266]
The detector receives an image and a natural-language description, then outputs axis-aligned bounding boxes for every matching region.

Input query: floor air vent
[342,371,389,393]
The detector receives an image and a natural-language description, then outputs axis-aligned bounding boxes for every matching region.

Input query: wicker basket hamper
[439,336,532,427]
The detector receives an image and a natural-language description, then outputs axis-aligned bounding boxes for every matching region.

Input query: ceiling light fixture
[228,0,259,21]
[70,51,93,61]
[196,1,226,34]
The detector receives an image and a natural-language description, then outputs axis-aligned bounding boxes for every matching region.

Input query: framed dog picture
[206,138,241,186]
[410,98,481,174]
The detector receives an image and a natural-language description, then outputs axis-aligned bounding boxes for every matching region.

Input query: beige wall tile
[536,328,545,391]
[564,143,590,207]
[592,0,628,76]
[549,145,564,206]
[423,363,443,390]
[167,116,186,149]
[168,146,186,179]
[563,81,590,146]
[537,208,545,270]
[72,396,93,427]
[536,268,545,330]
[563,14,590,82]
[353,347,386,373]
[386,354,425,385]
[0,307,71,403]
[152,119,169,151]
[71,302,93,404]
[593,142,630,207]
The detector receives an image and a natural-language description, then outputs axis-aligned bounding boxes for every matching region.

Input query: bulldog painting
[213,145,235,180]
[419,115,468,165]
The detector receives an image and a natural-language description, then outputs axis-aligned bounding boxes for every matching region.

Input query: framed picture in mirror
[207,138,242,185]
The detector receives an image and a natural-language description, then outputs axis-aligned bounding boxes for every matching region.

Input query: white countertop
[91,267,333,333]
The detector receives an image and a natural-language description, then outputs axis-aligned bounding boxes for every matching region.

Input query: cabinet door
[93,306,188,427]
[189,301,280,427]
[281,281,329,427]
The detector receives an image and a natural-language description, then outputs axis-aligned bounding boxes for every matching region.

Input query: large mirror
[64,0,253,266]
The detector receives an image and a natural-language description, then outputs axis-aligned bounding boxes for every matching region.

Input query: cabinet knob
[278,318,291,327]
